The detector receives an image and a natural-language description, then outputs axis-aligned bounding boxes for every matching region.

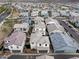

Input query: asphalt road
[58,20,79,44]
[54,55,79,59]
[8,55,37,59]
[8,54,79,59]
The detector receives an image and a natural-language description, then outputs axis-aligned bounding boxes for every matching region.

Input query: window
[32,42,34,44]
[23,28,26,31]
[11,46,13,48]
[17,46,19,48]
[12,50,21,53]
[45,44,47,46]
[68,25,72,28]
[39,50,47,53]
[36,29,39,30]
[42,33,44,35]
[20,28,22,30]
[7,41,10,43]
[14,28,16,30]
[55,50,64,53]
[70,34,73,37]
[62,32,65,34]
[39,44,41,46]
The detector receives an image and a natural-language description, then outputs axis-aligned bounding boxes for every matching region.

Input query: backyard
[0,5,9,14]
[0,6,20,56]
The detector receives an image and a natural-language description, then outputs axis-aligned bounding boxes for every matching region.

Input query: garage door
[12,50,21,53]
[39,50,48,53]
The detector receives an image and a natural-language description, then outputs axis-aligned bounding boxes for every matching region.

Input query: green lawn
[0,6,8,14]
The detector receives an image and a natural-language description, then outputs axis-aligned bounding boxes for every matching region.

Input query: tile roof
[4,31,26,46]
[13,23,29,29]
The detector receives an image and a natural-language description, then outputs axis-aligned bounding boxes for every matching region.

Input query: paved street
[8,54,79,59]
[58,20,79,44]
[54,55,79,59]
[8,54,39,59]
[9,55,36,59]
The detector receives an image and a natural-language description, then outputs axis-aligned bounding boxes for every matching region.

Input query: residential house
[41,9,49,17]
[50,31,79,53]
[70,12,79,27]
[33,17,44,24]
[14,4,23,10]
[36,55,54,59]
[33,22,46,35]
[32,17,46,35]
[19,12,29,17]
[52,11,60,18]
[36,36,50,53]
[31,8,40,17]
[57,5,70,17]
[59,10,70,17]
[70,12,79,22]
[45,18,64,34]
[30,32,42,49]
[75,20,79,27]
[30,32,50,53]
[45,18,59,25]
[13,23,29,33]
[4,32,26,53]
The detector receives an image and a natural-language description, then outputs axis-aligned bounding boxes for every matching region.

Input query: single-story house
[13,23,29,33]
[4,31,26,53]
[46,19,64,35]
